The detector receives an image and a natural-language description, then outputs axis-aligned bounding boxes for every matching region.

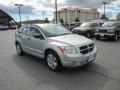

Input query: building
[0,9,18,29]
[57,6,99,24]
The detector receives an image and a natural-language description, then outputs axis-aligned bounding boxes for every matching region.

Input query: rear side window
[20,27,29,36]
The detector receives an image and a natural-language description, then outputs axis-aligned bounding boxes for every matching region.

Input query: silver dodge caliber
[15,24,97,71]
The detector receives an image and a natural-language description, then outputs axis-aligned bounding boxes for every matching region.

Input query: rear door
[19,26,30,52]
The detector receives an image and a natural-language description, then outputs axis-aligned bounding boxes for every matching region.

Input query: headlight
[107,30,114,33]
[58,46,77,54]
[95,29,99,32]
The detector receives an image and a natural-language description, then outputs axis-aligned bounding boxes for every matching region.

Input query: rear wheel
[86,32,91,38]
[46,51,62,72]
[16,43,24,55]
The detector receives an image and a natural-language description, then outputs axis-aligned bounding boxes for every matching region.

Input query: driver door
[27,26,45,57]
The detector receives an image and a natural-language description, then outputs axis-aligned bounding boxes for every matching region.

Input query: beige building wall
[57,7,99,23]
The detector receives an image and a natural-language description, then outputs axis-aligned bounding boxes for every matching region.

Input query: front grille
[80,45,88,50]
[79,43,94,54]
[99,29,107,33]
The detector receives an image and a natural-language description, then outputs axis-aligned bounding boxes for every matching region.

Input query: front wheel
[46,51,62,71]
[96,35,100,40]
[16,43,24,55]
[113,34,118,41]
[86,32,91,38]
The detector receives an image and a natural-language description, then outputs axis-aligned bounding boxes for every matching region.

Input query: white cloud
[112,0,120,7]
[0,0,119,20]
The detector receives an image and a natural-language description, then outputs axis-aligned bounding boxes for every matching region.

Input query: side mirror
[34,34,44,39]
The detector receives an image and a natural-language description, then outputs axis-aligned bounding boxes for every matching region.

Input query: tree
[100,14,109,20]
[75,17,80,22]
[44,18,49,23]
[59,18,64,23]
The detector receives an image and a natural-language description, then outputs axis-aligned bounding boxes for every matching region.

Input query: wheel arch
[45,48,58,57]
[44,48,63,62]
[15,41,20,46]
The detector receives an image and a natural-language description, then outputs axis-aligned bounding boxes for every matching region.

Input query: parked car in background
[62,22,82,31]
[0,24,8,30]
[92,19,106,26]
[15,24,97,71]
[72,22,101,38]
[95,21,120,41]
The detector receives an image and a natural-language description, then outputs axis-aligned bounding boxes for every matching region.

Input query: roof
[0,9,18,25]
[0,10,12,19]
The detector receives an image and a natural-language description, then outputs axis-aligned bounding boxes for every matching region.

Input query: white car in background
[0,24,8,30]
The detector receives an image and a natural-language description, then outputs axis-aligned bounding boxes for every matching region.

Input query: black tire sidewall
[114,34,118,41]
[16,43,24,55]
[46,51,62,71]
[86,32,91,38]
[96,35,100,40]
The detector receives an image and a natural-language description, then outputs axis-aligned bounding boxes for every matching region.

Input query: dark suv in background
[95,21,120,41]
[72,22,101,38]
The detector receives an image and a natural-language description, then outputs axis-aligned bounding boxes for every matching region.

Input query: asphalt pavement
[0,30,120,90]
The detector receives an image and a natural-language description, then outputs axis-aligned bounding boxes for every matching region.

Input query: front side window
[21,27,29,36]
[29,27,42,37]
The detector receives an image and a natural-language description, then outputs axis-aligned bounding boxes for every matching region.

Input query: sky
[0,0,120,21]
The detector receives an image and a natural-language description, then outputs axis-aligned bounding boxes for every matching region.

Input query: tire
[96,35,100,40]
[86,32,91,38]
[16,43,24,56]
[45,51,62,72]
[113,34,118,41]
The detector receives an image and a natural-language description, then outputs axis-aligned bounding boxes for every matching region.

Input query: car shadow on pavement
[12,54,109,90]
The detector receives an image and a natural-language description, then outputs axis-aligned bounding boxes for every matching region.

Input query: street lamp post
[55,0,58,24]
[102,2,107,16]
[42,11,45,20]
[64,8,67,23]
[15,4,23,26]
[26,16,29,24]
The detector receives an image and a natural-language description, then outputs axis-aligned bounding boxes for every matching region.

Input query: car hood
[98,27,116,30]
[48,34,93,46]
[74,27,91,30]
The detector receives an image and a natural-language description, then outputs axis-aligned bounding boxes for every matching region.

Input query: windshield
[40,24,72,37]
[102,22,119,27]
[80,22,92,27]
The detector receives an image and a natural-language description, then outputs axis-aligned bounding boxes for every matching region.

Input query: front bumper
[95,33,115,38]
[61,47,97,67]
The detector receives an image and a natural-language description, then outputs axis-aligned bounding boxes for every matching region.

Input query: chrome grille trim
[79,43,94,54]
